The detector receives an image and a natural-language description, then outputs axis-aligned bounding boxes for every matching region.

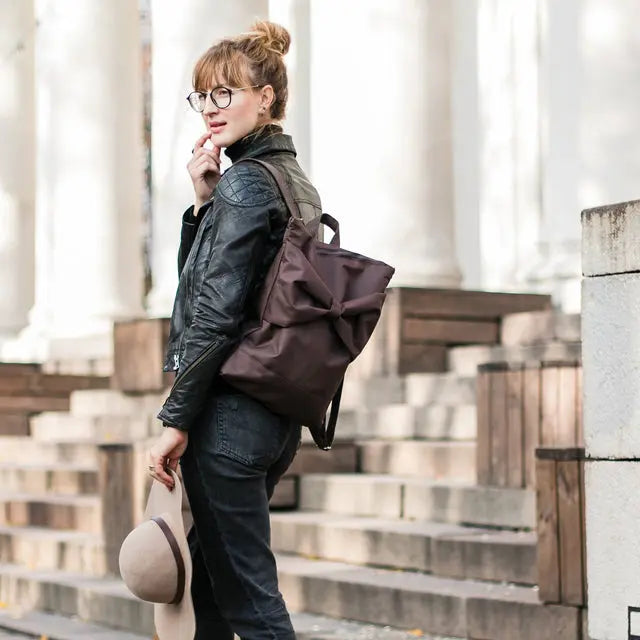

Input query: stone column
[0,1,35,341]
[269,0,311,172]
[519,0,640,313]
[146,0,269,318]
[3,0,145,363]
[475,0,544,294]
[308,0,461,288]
[582,199,640,639]
[527,0,582,311]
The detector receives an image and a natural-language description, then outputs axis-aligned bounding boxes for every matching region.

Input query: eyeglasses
[186,85,262,112]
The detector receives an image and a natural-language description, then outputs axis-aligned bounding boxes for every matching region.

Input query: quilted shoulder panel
[217,163,279,208]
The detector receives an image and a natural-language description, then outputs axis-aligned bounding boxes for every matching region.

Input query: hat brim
[154,509,195,640]
[145,470,195,640]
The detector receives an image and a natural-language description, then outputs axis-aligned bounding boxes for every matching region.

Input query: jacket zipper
[175,211,212,370]
[169,336,223,391]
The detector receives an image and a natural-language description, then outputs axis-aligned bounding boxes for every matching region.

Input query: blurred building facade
[1,0,639,364]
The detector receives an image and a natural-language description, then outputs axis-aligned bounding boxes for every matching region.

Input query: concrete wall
[583,199,640,639]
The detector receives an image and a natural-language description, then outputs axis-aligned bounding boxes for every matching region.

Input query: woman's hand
[147,427,189,490]
[188,132,222,211]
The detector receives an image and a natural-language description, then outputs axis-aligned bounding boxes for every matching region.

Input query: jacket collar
[224,123,296,164]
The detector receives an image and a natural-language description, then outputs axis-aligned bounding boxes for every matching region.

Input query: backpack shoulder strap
[308,378,344,450]
[236,157,303,221]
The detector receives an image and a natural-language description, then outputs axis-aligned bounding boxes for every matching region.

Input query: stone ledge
[582,198,640,277]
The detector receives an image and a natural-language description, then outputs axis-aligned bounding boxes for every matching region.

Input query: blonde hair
[193,20,290,123]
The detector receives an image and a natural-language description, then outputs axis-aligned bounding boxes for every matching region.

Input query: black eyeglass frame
[186,84,263,112]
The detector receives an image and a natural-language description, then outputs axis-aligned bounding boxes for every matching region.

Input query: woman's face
[200,81,273,148]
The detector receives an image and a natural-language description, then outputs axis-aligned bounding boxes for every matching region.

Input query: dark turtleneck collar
[223,123,296,164]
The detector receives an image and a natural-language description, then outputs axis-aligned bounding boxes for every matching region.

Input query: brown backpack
[219,158,395,449]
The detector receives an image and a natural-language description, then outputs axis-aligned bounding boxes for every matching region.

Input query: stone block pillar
[582,199,640,639]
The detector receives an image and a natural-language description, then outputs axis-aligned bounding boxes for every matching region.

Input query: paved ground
[0,609,462,639]
[0,632,33,639]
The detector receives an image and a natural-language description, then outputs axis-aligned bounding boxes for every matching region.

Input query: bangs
[192,45,252,91]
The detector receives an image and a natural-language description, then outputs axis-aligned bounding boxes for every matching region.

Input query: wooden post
[535,447,586,607]
[477,361,583,489]
[477,362,524,487]
[489,366,508,486]
[476,368,491,485]
[112,318,174,392]
[506,367,524,487]
[98,444,136,575]
[536,453,560,602]
[540,364,560,446]
[523,363,542,487]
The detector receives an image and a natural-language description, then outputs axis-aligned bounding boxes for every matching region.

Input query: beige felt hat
[119,468,195,640]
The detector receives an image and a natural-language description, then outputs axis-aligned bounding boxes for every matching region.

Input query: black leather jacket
[157,124,322,431]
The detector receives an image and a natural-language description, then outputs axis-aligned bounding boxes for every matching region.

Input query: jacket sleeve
[177,202,210,277]
[157,164,283,431]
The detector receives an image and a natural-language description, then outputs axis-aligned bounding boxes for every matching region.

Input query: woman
[146,20,321,639]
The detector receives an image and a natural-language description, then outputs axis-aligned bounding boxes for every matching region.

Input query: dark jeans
[179,385,302,640]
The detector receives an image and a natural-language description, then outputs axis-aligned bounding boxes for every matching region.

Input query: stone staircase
[0,363,110,437]
[0,304,586,639]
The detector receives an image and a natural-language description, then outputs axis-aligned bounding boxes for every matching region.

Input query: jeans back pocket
[216,392,292,469]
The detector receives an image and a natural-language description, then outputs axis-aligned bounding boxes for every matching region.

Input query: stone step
[340,375,405,411]
[0,414,30,437]
[0,462,98,495]
[286,442,358,475]
[357,441,476,481]
[291,612,461,639]
[0,630,34,639]
[278,554,580,640]
[0,525,104,575]
[404,374,476,406]
[0,610,146,640]
[0,596,460,640]
[0,557,582,639]
[447,341,582,376]
[2,509,535,585]
[366,404,476,441]
[0,493,100,533]
[271,511,536,585]
[500,311,581,346]
[0,438,100,466]
[0,364,41,377]
[41,356,113,377]
[299,474,535,529]
[0,396,69,413]
[68,388,163,417]
[29,412,153,443]
[0,374,109,397]
[415,405,477,440]
[0,562,152,636]
[304,404,477,444]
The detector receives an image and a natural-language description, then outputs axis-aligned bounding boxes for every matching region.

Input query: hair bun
[246,20,291,57]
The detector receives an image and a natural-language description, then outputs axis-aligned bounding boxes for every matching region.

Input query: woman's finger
[154,457,174,489]
[192,131,211,154]
[148,446,174,489]
[192,158,221,177]
[191,147,220,164]
[190,152,220,172]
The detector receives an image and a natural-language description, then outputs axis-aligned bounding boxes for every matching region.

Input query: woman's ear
[260,84,275,111]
